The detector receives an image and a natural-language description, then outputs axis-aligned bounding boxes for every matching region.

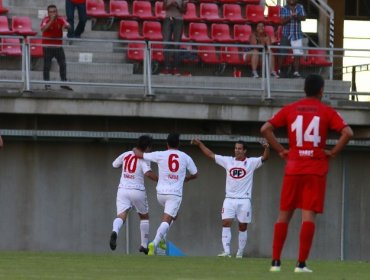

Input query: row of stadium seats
[88,0,280,24]
[119,20,281,44]
[0,37,43,57]
[0,15,37,36]
[127,43,332,69]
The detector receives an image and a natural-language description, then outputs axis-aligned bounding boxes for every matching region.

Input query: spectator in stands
[160,0,189,76]
[66,0,87,39]
[41,4,73,91]
[278,0,306,78]
[246,21,279,79]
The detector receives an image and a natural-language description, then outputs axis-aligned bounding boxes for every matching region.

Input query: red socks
[298,221,315,263]
[272,222,288,261]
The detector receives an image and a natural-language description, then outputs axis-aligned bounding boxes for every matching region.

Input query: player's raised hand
[260,139,270,149]
[190,138,201,146]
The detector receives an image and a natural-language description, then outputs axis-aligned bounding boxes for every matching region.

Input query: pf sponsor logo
[229,168,246,179]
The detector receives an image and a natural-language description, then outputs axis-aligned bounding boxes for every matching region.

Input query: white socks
[112,217,124,233]
[222,227,231,254]
[153,222,170,247]
[237,230,248,255]
[140,220,149,248]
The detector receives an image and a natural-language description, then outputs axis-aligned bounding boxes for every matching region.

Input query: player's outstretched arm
[327,126,353,158]
[260,122,288,159]
[191,138,215,160]
[145,171,158,182]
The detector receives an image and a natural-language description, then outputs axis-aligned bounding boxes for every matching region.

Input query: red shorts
[280,174,327,213]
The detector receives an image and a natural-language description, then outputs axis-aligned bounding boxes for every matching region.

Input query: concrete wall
[0,139,369,260]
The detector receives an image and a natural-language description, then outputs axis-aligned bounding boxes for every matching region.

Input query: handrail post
[23,37,31,92]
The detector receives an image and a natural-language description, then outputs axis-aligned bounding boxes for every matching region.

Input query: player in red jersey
[260,74,353,273]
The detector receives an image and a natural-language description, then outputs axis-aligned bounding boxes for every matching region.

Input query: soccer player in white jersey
[109,135,158,254]
[134,133,198,255]
[191,138,270,258]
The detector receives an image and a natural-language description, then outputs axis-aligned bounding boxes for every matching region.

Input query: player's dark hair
[236,140,248,150]
[47,4,57,11]
[304,74,324,97]
[136,135,153,151]
[167,133,180,148]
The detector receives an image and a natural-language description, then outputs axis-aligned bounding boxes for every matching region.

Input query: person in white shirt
[110,135,158,254]
[191,139,270,258]
[134,133,198,255]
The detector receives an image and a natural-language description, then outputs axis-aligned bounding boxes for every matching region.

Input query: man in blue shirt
[278,0,306,78]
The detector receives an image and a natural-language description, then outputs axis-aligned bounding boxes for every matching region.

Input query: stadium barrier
[0,35,369,101]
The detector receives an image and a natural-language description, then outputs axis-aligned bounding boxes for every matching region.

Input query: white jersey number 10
[291,115,321,147]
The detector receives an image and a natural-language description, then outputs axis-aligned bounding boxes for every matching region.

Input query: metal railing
[1,35,370,102]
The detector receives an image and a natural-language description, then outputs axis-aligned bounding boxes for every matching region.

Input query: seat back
[200,3,222,22]
[245,5,265,23]
[142,21,163,41]
[86,0,108,17]
[223,4,244,23]
[0,15,12,34]
[154,1,166,20]
[132,1,154,20]
[127,43,145,61]
[29,38,44,57]
[119,20,143,40]
[110,0,130,17]
[211,23,232,42]
[233,24,252,43]
[183,3,198,21]
[12,16,37,35]
[308,49,333,66]
[151,43,164,62]
[189,22,211,42]
[221,46,243,65]
[2,37,22,56]
[0,0,9,14]
[267,5,281,24]
[197,45,221,64]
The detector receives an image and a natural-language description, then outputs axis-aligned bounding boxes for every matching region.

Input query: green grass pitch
[0,252,369,279]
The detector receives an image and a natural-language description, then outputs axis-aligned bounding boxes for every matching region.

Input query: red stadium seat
[245,5,266,24]
[200,3,223,23]
[11,16,37,36]
[132,1,156,20]
[0,0,9,14]
[154,1,166,20]
[86,0,110,18]
[150,43,164,62]
[221,46,244,66]
[110,0,132,19]
[29,38,44,58]
[188,22,212,43]
[211,23,234,43]
[308,49,333,67]
[1,37,22,56]
[266,5,281,25]
[223,4,246,24]
[119,20,144,40]
[197,45,222,65]
[264,25,278,44]
[233,24,252,43]
[219,0,239,3]
[127,43,145,62]
[0,15,13,35]
[183,3,199,22]
[142,21,163,41]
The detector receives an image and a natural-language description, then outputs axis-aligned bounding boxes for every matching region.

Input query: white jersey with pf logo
[215,155,263,199]
[113,151,151,191]
[143,149,197,197]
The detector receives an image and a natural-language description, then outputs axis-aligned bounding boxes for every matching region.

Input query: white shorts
[157,194,182,218]
[291,39,304,55]
[116,188,148,215]
[221,198,252,223]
